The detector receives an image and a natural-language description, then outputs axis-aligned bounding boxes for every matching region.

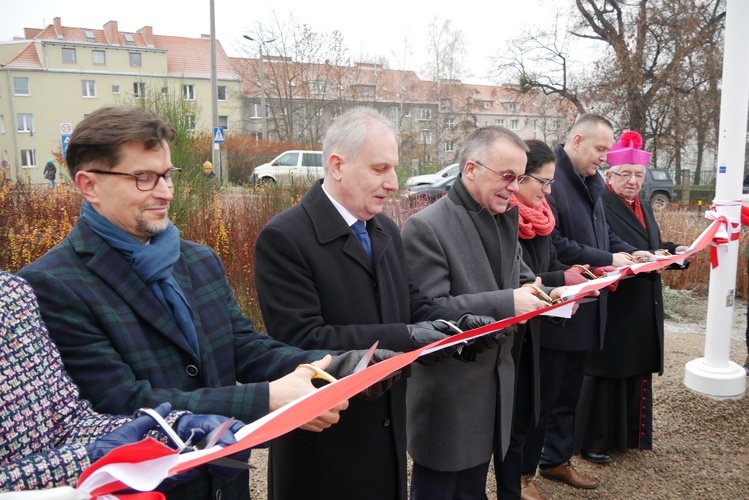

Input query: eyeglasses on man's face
[473,160,527,185]
[524,173,555,189]
[88,167,182,191]
[609,171,645,182]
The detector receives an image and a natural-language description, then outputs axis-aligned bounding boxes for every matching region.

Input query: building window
[495,119,505,127]
[445,118,454,129]
[483,101,492,109]
[250,103,261,118]
[129,52,142,66]
[161,87,169,95]
[440,99,451,109]
[21,149,36,168]
[17,113,33,133]
[112,84,120,94]
[133,82,146,99]
[506,102,519,112]
[185,115,196,131]
[390,107,399,123]
[552,120,559,130]
[13,77,30,95]
[62,48,76,63]
[183,84,195,100]
[510,119,519,130]
[217,85,227,101]
[124,33,135,45]
[445,141,455,152]
[81,80,96,98]
[418,109,432,121]
[84,29,96,42]
[359,85,373,95]
[403,110,411,118]
[0,115,5,134]
[92,50,106,64]
[308,81,328,95]
[421,129,432,144]
[218,115,229,130]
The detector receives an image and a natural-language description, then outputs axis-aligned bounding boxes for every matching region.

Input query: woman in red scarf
[505,139,612,500]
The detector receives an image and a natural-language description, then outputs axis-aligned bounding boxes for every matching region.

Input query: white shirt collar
[321,181,359,227]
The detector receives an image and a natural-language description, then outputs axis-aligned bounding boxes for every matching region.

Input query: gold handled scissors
[570,264,598,280]
[298,363,337,383]
[522,283,562,306]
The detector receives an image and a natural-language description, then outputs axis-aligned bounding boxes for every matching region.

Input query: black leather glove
[455,314,495,331]
[327,349,405,401]
[84,402,170,462]
[407,321,461,367]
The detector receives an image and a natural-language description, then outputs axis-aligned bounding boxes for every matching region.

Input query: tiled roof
[1,42,42,69]
[1,18,239,80]
[154,35,239,80]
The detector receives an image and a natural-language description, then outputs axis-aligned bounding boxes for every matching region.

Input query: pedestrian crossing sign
[213,127,225,143]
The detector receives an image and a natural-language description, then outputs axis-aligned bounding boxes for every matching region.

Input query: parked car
[250,150,323,186]
[404,163,460,188]
[403,174,458,205]
[641,168,676,210]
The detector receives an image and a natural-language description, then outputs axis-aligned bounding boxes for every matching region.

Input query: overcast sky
[0,0,557,85]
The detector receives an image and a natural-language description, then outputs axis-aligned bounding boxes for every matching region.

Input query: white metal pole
[684,0,748,399]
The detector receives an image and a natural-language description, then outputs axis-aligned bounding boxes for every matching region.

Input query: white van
[250,150,323,186]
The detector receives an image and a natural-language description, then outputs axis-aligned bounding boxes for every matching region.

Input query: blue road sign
[213,127,225,143]
[61,134,72,158]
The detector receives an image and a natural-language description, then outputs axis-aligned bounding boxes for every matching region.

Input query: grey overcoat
[401,179,535,471]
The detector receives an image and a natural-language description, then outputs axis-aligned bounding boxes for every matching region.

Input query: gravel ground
[248,297,749,499]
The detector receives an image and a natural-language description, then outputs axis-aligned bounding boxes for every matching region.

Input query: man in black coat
[254,107,483,500]
[574,131,691,458]
[522,114,654,491]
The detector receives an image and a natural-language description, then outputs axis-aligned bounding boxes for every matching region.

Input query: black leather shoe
[581,450,612,464]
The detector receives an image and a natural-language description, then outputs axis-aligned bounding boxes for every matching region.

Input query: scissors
[570,264,598,280]
[297,363,338,383]
[522,283,563,306]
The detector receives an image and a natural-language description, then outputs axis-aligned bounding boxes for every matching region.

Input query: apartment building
[0,17,242,184]
[231,58,573,166]
[0,16,572,183]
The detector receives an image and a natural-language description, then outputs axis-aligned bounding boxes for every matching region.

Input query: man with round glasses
[18,106,397,500]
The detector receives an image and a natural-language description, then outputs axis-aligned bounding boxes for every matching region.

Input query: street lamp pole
[243,35,276,140]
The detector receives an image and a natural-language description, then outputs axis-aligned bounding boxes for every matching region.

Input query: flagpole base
[684,357,746,400]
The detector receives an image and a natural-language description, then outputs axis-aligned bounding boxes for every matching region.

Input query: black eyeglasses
[473,160,527,185]
[88,167,182,191]
[609,171,645,182]
[524,173,555,189]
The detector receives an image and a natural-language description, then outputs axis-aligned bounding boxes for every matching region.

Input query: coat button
[383,419,391,427]
[215,489,222,500]
[186,365,199,377]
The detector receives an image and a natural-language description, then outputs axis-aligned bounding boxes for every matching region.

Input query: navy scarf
[80,201,200,356]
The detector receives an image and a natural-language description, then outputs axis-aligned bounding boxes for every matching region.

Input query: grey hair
[322,107,395,174]
[458,126,528,172]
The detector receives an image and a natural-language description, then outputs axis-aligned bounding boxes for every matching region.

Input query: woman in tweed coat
[0,272,243,492]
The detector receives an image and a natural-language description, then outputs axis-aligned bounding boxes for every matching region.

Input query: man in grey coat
[401,126,568,499]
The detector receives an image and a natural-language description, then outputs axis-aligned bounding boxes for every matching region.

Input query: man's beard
[136,214,169,238]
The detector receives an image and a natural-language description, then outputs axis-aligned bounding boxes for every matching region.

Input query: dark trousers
[495,333,534,498]
[410,461,490,500]
[521,348,588,473]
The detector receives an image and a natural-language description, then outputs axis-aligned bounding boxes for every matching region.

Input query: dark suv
[640,168,675,210]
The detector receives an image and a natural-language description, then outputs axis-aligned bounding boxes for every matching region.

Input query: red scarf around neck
[508,195,556,239]
[606,183,647,230]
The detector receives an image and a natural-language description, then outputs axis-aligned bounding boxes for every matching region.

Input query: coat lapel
[603,190,651,243]
[302,181,379,274]
[71,221,199,358]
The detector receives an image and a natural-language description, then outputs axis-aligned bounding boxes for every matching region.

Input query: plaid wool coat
[19,218,329,500]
